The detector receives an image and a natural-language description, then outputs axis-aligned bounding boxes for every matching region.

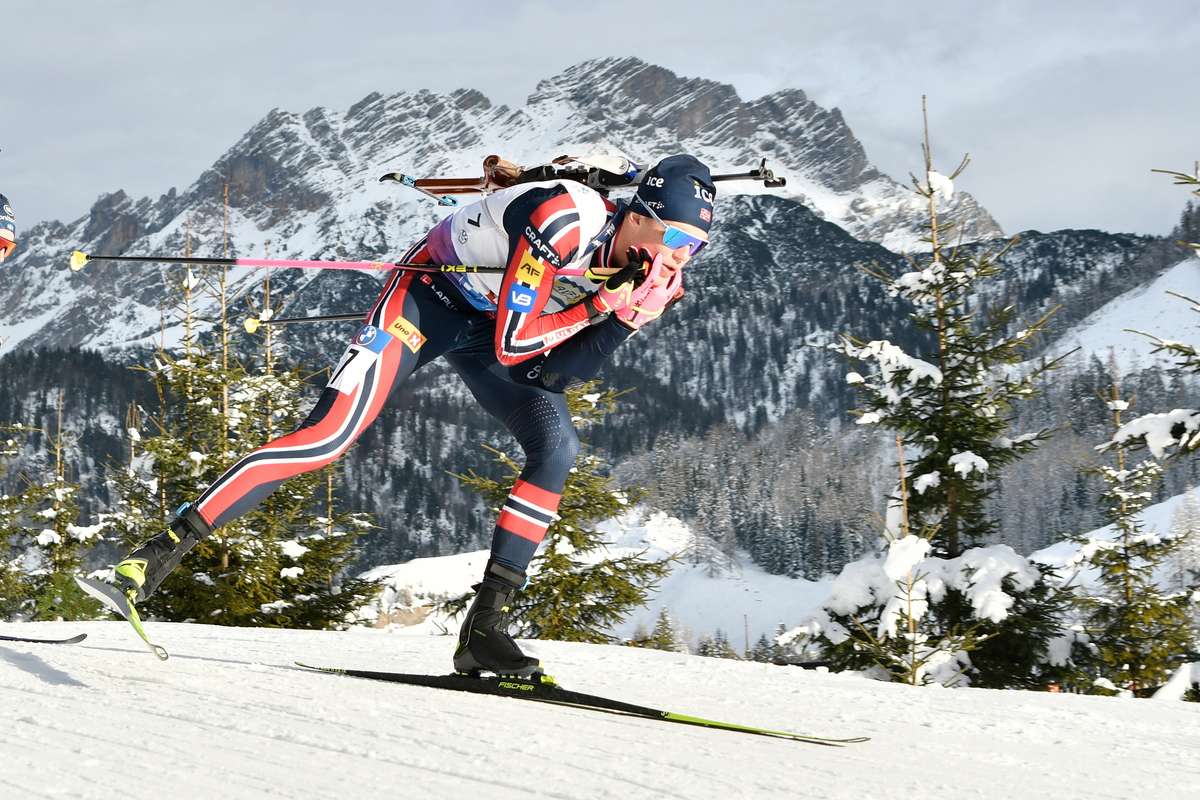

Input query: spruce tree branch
[1164,289,1200,307]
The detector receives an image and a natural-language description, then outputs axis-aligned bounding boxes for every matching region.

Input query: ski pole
[69,250,597,277]
[243,312,365,333]
[69,250,508,275]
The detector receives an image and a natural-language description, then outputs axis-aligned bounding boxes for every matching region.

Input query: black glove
[602,247,654,291]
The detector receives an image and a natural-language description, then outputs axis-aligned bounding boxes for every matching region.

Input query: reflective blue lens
[635,195,708,256]
[662,225,707,256]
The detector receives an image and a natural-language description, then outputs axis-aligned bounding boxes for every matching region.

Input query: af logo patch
[386,315,427,353]
[516,251,545,285]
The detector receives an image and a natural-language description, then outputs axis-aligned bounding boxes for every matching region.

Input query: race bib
[328,326,393,395]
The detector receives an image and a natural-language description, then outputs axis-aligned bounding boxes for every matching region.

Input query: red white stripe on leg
[496,480,561,544]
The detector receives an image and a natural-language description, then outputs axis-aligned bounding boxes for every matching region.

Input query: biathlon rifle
[377,153,786,207]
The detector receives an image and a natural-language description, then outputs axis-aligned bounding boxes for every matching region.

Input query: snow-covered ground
[360,509,832,650]
[1045,255,1200,372]
[4,493,1199,798]
[1,620,1197,800]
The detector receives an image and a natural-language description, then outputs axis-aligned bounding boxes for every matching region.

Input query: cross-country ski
[293,661,870,746]
[0,632,86,645]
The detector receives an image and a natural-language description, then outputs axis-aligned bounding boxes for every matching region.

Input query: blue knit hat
[633,154,715,233]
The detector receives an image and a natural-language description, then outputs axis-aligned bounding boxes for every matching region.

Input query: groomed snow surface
[2,621,1198,799]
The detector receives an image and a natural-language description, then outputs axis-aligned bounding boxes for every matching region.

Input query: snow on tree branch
[1100,408,1200,459]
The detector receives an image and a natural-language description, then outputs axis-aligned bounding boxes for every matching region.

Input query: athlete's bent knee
[536,426,580,477]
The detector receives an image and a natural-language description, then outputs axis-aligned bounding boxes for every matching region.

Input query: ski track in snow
[1,623,1198,799]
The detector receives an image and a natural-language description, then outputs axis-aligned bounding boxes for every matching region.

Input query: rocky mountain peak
[525,58,884,199]
[530,57,740,119]
[81,190,148,253]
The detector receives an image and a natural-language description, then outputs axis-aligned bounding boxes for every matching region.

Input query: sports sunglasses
[634,197,709,256]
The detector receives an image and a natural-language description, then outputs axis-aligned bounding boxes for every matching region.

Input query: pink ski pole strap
[233,258,393,271]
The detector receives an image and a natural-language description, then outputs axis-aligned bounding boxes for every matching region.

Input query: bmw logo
[355,325,378,346]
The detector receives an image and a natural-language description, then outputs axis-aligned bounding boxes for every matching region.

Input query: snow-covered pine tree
[749,633,774,662]
[644,608,675,651]
[627,607,689,652]
[831,146,1059,556]
[100,229,376,628]
[271,468,379,629]
[1171,493,1200,646]
[0,428,25,617]
[0,561,22,618]
[448,381,670,643]
[0,396,102,621]
[792,103,1075,687]
[1073,387,1197,695]
[696,628,739,659]
[771,622,791,664]
[1090,165,1200,678]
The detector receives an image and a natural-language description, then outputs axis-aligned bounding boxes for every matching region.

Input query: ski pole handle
[244,312,366,333]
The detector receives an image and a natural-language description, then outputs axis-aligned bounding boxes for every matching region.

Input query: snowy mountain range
[0,55,1173,413]
[1,56,1004,353]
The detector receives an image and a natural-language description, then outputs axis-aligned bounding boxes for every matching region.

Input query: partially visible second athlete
[0,194,15,262]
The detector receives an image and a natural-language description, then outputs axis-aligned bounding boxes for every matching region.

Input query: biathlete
[111,154,717,676]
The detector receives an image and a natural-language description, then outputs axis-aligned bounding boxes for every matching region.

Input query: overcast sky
[4,1,1197,238]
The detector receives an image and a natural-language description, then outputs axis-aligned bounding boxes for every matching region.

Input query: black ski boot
[114,503,213,602]
[454,563,540,677]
